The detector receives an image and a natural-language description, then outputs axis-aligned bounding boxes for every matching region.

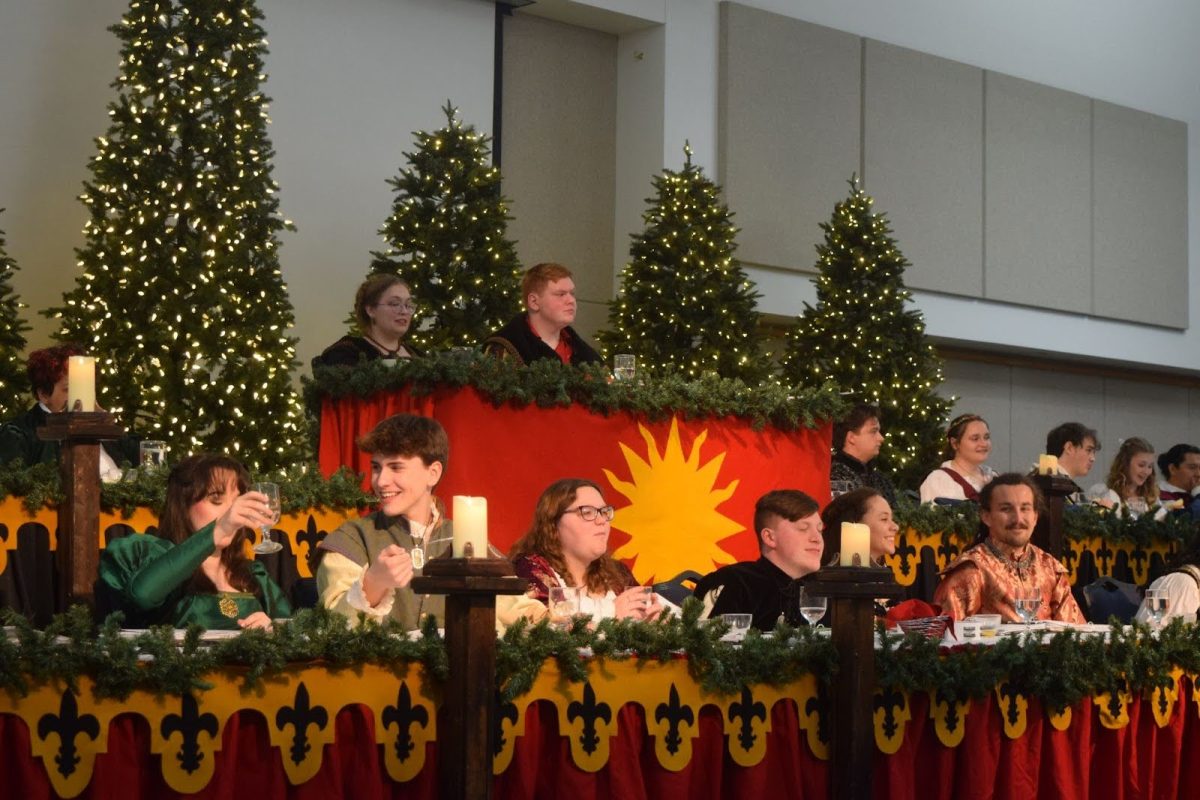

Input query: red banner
[319,387,831,583]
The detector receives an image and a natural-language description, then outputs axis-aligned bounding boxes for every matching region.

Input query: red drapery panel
[319,387,832,582]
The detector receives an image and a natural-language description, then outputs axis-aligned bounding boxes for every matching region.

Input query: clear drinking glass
[613,354,636,382]
[798,585,828,627]
[1144,589,1168,629]
[830,480,853,499]
[251,482,283,555]
[1014,588,1042,628]
[548,586,581,630]
[139,440,168,470]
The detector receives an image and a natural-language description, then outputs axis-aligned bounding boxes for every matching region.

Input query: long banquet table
[2,645,1199,799]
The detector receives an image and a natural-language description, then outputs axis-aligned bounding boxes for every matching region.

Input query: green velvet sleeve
[249,561,293,619]
[123,521,218,610]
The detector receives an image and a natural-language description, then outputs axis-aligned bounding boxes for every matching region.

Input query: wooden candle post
[37,411,125,612]
[411,557,527,800]
[804,565,905,800]
[1031,473,1080,559]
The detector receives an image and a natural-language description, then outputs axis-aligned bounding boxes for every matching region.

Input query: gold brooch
[218,596,239,619]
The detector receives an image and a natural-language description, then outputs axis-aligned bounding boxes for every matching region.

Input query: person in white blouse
[1087,437,1162,519]
[1135,552,1200,624]
[919,414,998,504]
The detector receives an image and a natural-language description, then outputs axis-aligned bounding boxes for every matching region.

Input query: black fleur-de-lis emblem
[997,681,1022,727]
[1106,686,1125,720]
[566,682,611,756]
[1156,685,1170,717]
[936,537,960,568]
[297,515,327,572]
[493,694,518,756]
[161,692,218,774]
[1062,545,1079,575]
[1129,547,1148,578]
[275,682,329,765]
[37,688,100,778]
[935,688,960,734]
[653,683,694,755]
[893,533,917,577]
[382,682,429,763]
[1095,540,1115,575]
[805,681,829,744]
[727,686,766,752]
[873,686,906,739]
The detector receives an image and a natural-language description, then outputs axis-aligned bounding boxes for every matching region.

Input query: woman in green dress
[98,454,291,629]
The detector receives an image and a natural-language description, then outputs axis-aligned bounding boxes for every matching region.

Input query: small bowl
[967,614,1002,638]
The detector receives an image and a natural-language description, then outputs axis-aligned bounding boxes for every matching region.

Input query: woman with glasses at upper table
[509,478,665,621]
[313,273,421,367]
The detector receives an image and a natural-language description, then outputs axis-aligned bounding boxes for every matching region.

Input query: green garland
[877,618,1200,714]
[304,353,845,432]
[0,459,373,516]
[7,604,1200,719]
[892,498,1200,549]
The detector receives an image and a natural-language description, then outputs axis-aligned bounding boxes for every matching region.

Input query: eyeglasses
[563,504,615,522]
[375,300,416,313]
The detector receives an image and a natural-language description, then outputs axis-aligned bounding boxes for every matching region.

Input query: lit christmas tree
[0,211,31,418]
[598,144,764,382]
[368,103,522,351]
[782,177,952,489]
[47,0,306,471]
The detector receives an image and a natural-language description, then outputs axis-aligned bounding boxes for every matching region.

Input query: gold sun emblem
[606,417,742,584]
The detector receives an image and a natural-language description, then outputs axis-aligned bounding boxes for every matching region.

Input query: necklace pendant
[411,546,425,570]
[218,596,239,619]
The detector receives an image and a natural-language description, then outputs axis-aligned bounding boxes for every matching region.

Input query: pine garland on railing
[8,603,1200,716]
[0,459,373,516]
[305,353,846,432]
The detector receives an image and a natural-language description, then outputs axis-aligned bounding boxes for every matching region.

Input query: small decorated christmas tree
[782,177,952,488]
[0,211,30,418]
[598,144,764,383]
[368,103,522,351]
[47,0,306,471]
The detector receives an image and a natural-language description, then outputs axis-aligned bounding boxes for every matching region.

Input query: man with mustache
[934,473,1084,623]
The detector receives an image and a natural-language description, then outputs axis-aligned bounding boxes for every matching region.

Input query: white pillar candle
[839,522,871,567]
[1037,454,1058,475]
[452,496,488,558]
[67,356,96,412]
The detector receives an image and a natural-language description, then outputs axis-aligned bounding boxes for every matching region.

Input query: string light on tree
[368,103,521,351]
[0,210,31,418]
[598,143,764,383]
[46,0,306,472]
[781,177,952,488]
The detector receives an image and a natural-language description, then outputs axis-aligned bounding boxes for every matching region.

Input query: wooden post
[37,411,125,612]
[804,565,905,800]
[1031,474,1080,559]
[411,557,527,800]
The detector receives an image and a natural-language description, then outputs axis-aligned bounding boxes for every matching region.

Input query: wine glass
[613,354,636,382]
[1144,589,1168,630]
[251,482,283,555]
[548,586,581,630]
[798,585,827,628]
[1013,587,1042,628]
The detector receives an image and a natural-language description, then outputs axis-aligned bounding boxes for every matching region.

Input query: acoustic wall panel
[1092,101,1188,328]
[984,73,1092,313]
[718,2,860,272]
[502,13,618,317]
[863,39,983,297]
[1102,376,1191,458]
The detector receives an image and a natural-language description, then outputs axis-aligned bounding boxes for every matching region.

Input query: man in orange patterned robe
[934,473,1085,623]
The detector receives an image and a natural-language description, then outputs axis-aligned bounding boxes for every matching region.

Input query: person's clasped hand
[614,586,663,621]
[364,544,415,593]
[237,611,273,630]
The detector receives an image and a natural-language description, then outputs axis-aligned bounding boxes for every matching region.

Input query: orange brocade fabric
[933,541,1086,623]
